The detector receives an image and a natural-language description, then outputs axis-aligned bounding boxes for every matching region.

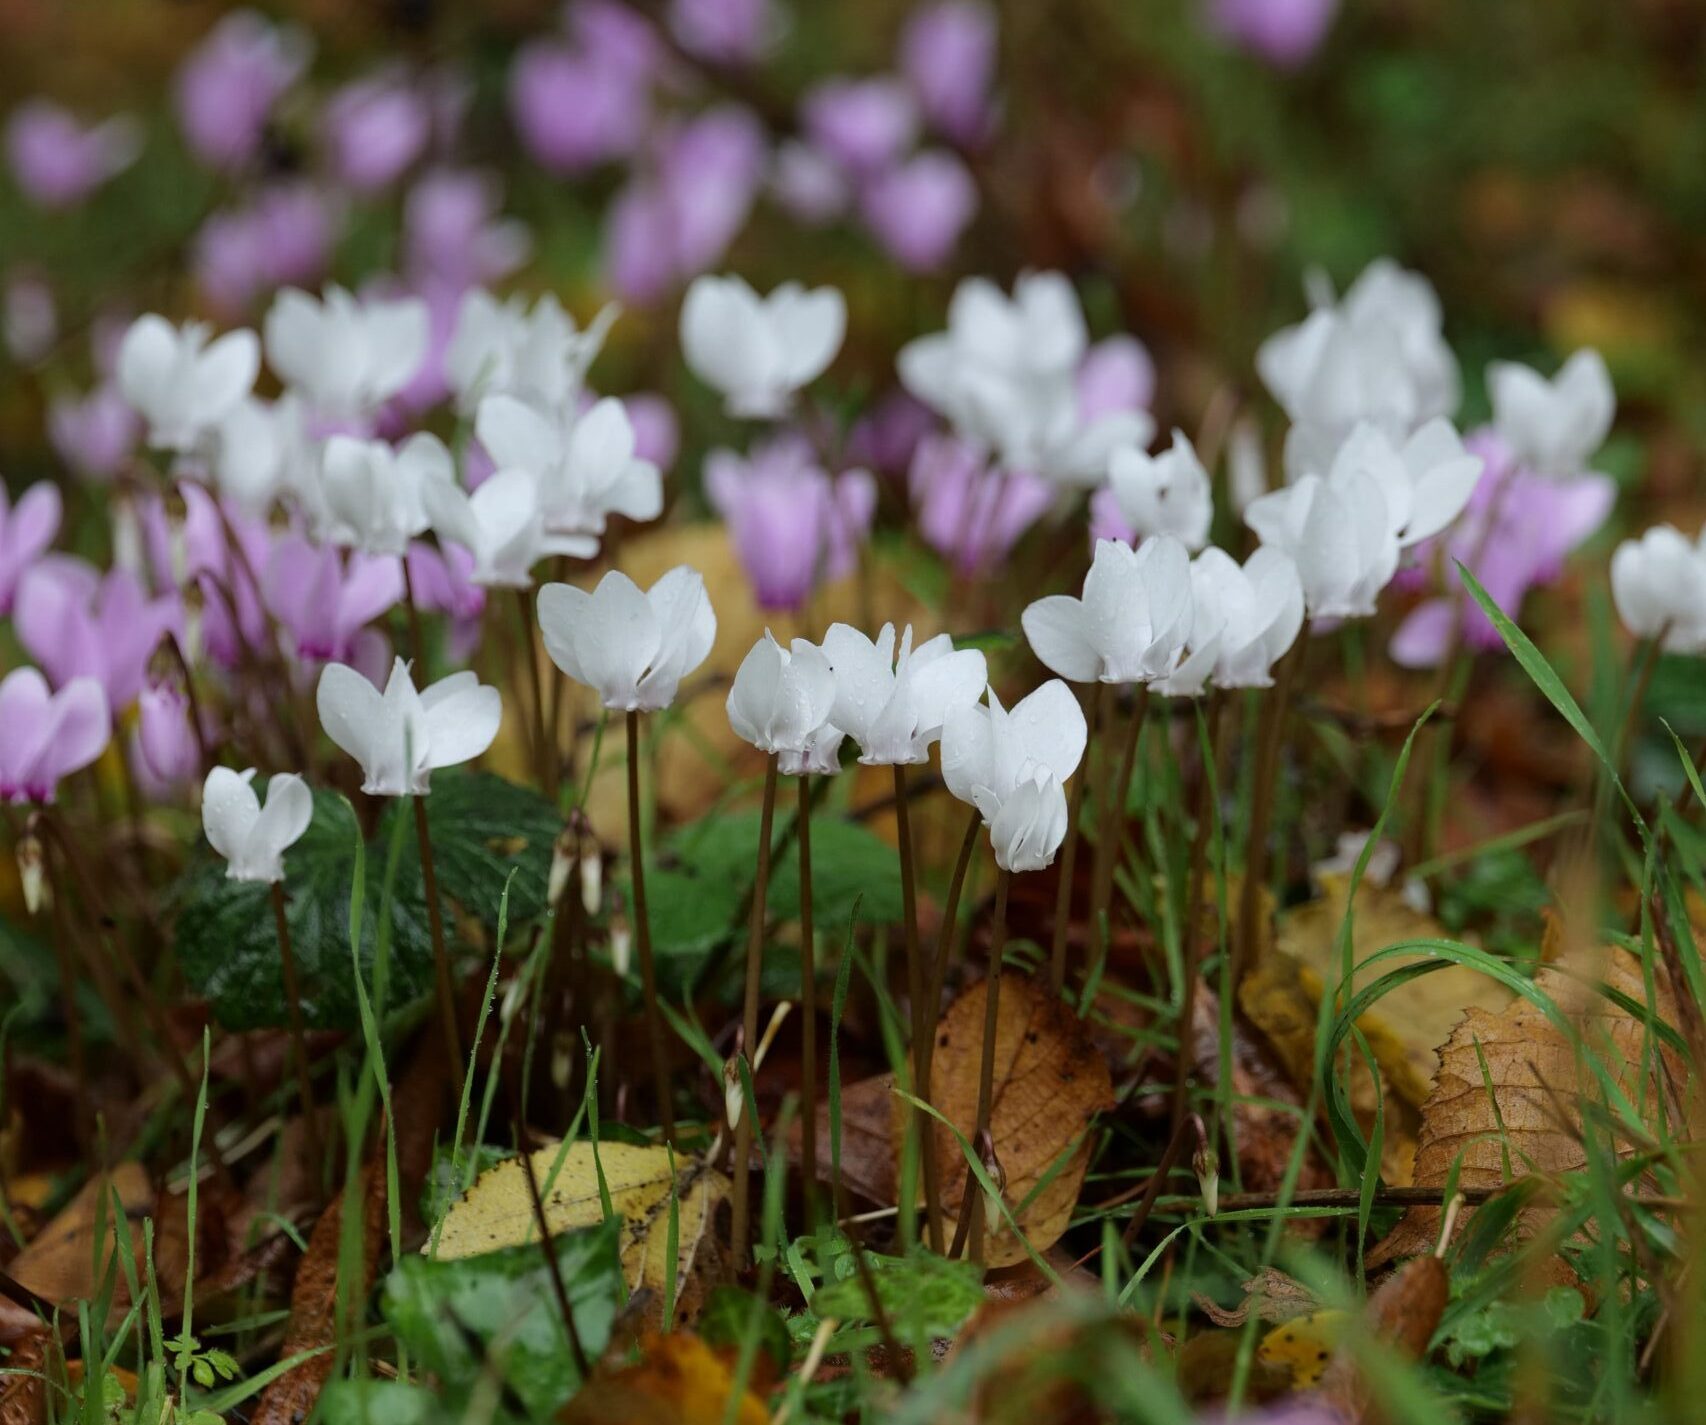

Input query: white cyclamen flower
[264,285,429,416]
[319,432,451,555]
[1107,430,1213,550]
[317,657,502,796]
[726,632,837,756]
[214,394,315,515]
[899,271,1150,484]
[1257,258,1460,477]
[117,315,260,453]
[1244,419,1481,620]
[820,622,988,766]
[445,289,617,413]
[476,395,662,556]
[1188,547,1305,689]
[424,469,545,588]
[941,680,1086,873]
[680,274,846,419]
[1610,524,1706,653]
[1021,536,1194,686]
[1488,348,1614,478]
[781,723,846,778]
[537,566,716,712]
[201,767,313,884]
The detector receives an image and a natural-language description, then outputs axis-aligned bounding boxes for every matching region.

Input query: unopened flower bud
[17,832,46,915]
[1193,1142,1219,1219]
[580,840,602,917]
[164,488,190,586]
[547,825,574,908]
[608,904,632,978]
[723,1054,744,1132]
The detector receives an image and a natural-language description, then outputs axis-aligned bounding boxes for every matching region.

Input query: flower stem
[730,752,780,1269]
[1236,629,1306,982]
[626,709,674,1144]
[1050,684,1103,993]
[1173,690,1226,1131]
[1091,685,1149,933]
[400,548,428,671]
[513,588,556,801]
[271,880,324,1184]
[797,772,820,1230]
[959,865,1010,1264]
[413,794,464,1071]
[892,762,938,1252]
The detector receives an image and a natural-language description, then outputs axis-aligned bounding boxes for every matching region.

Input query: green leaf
[175,772,559,1031]
[174,786,432,1031]
[810,1247,984,1345]
[698,1284,792,1374]
[379,771,563,927]
[319,1380,448,1425]
[382,1220,621,1419]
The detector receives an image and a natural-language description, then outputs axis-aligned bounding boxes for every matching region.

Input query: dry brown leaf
[0,1330,49,1425]
[558,1330,771,1425]
[1370,947,1692,1266]
[789,1071,896,1207]
[930,973,1114,1268]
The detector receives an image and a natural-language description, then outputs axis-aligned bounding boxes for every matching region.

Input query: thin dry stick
[413,795,465,1070]
[797,772,820,1229]
[730,752,780,1269]
[1120,1112,1210,1249]
[514,1123,592,1377]
[626,709,674,1143]
[1237,629,1306,980]
[962,866,1010,1263]
[891,762,940,1251]
[1092,685,1150,929]
[1173,690,1226,1129]
[163,631,212,774]
[270,882,324,1178]
[41,831,92,1161]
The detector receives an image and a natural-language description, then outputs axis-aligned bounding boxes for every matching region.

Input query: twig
[957,867,1009,1263]
[626,710,674,1143]
[892,763,939,1249]
[797,772,820,1229]
[413,795,465,1070]
[271,882,324,1184]
[730,752,780,1270]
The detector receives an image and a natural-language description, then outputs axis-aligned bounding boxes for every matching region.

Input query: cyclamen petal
[1022,537,1195,685]
[201,766,312,882]
[1488,348,1614,479]
[821,621,987,765]
[537,565,716,712]
[726,632,837,755]
[118,314,260,453]
[316,657,501,795]
[680,274,845,418]
[0,670,111,805]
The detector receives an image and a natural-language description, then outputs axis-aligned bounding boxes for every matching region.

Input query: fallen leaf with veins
[1320,1254,1450,1419]
[1370,946,1692,1266]
[432,1142,729,1325]
[789,1071,897,1206]
[929,973,1114,1268]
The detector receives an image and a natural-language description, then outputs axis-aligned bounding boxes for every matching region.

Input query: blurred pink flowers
[195,183,339,317]
[5,100,140,209]
[910,433,1052,577]
[174,9,310,171]
[707,435,876,611]
[1207,0,1340,67]
[323,71,432,193]
[1390,430,1615,667]
[15,561,179,712]
[509,2,659,173]
[0,482,63,615]
[899,1,999,146]
[49,384,141,483]
[0,668,110,805]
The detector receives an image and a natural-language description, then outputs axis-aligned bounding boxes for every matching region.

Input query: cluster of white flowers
[115,281,665,587]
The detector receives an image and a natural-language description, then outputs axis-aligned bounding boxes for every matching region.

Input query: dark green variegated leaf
[698,1284,792,1374]
[379,770,563,931]
[174,786,434,1031]
[382,1220,621,1420]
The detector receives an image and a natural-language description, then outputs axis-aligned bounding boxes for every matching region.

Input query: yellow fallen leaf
[1258,1309,1347,1389]
[432,1142,729,1325]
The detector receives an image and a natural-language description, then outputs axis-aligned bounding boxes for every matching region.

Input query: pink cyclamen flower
[175,9,311,171]
[802,78,918,179]
[323,71,432,193]
[406,541,487,663]
[194,183,338,317]
[0,668,110,805]
[5,100,140,209]
[706,435,876,612]
[910,433,1052,576]
[137,484,272,669]
[508,10,655,174]
[3,272,56,365]
[1206,0,1339,67]
[135,682,201,788]
[859,150,976,271]
[670,0,775,64]
[48,383,141,483]
[623,393,680,471]
[899,0,998,147]
[847,390,937,478]
[0,482,63,615]
[403,169,530,291]
[1389,428,1616,668]
[15,560,181,712]
[1077,335,1156,423]
[266,533,404,669]
[604,107,766,303]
